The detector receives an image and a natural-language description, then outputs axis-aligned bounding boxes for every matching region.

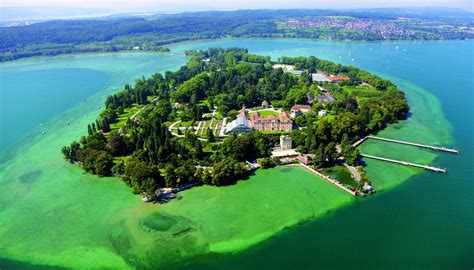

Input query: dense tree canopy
[62,48,408,196]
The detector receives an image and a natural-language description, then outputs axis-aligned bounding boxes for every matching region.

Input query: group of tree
[62,48,408,196]
[2,9,473,62]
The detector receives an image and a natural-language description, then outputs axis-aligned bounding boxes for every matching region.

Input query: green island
[62,47,409,200]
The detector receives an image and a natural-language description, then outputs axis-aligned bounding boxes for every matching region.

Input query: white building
[280,135,292,150]
[225,111,253,134]
[312,73,330,83]
[318,110,327,117]
[272,64,294,71]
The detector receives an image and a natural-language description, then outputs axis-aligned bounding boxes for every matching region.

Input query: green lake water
[0,39,472,269]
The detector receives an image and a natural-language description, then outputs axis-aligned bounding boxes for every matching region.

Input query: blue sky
[2,0,473,12]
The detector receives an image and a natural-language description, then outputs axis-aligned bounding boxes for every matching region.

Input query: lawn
[109,104,141,131]
[258,110,280,117]
[342,85,382,101]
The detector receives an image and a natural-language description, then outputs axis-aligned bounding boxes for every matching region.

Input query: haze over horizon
[1,0,473,13]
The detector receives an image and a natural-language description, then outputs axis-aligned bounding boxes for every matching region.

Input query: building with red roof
[328,75,350,82]
[251,111,293,132]
[290,104,311,118]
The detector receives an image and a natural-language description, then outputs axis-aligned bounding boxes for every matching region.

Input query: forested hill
[1,8,473,62]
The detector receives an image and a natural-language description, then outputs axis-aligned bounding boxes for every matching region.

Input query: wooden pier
[360,154,447,173]
[366,136,459,154]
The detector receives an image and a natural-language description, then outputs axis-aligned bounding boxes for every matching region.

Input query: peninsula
[62,48,410,200]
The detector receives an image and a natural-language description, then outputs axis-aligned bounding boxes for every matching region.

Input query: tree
[211,158,248,186]
[124,159,161,194]
[106,131,127,156]
[61,146,72,162]
[324,142,337,165]
[312,145,324,168]
[194,139,204,159]
[257,157,276,169]
[112,160,125,176]
[206,127,215,142]
[342,144,360,166]
[93,151,114,176]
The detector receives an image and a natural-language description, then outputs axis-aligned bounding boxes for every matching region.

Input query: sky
[1,0,473,12]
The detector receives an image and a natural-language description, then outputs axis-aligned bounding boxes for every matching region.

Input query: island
[62,48,409,201]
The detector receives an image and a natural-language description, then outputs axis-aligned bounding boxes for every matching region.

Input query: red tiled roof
[290,105,311,111]
[328,75,350,81]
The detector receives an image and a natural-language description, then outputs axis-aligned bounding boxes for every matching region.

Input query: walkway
[367,136,459,154]
[360,154,447,173]
[344,163,361,181]
[353,135,459,154]
[300,164,356,196]
[130,96,159,120]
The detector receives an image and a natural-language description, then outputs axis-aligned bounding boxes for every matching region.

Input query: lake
[0,39,472,269]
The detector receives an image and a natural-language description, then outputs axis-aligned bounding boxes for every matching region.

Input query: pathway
[360,154,447,173]
[300,164,356,196]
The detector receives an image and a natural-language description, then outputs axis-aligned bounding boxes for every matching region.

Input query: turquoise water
[172,40,474,269]
[0,52,186,159]
[0,40,472,269]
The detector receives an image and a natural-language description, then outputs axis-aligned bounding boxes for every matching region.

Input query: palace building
[251,111,293,132]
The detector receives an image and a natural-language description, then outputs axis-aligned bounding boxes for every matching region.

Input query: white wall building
[280,135,293,150]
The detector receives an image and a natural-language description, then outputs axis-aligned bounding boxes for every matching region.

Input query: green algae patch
[142,213,178,232]
[359,78,453,192]
[155,166,353,254]
[0,40,460,269]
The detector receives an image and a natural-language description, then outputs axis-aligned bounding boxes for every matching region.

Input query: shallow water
[0,39,472,269]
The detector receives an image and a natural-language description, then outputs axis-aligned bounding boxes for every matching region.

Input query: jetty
[360,154,447,173]
[366,136,459,154]
[353,136,459,154]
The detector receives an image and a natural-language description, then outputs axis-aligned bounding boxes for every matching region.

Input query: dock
[364,135,459,154]
[360,154,447,173]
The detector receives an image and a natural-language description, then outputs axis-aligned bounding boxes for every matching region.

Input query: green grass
[179,121,193,127]
[146,95,157,102]
[257,110,280,117]
[109,104,141,131]
[197,99,212,111]
[259,130,290,135]
[342,85,382,101]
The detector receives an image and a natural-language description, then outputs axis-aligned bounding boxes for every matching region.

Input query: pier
[360,154,447,173]
[354,135,459,154]
[367,136,459,154]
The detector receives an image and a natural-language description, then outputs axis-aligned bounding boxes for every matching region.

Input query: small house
[297,155,312,165]
[290,104,311,118]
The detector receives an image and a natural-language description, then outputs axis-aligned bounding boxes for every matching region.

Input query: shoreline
[0,40,458,269]
[2,37,473,64]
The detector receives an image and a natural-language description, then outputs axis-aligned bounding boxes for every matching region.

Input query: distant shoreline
[1,37,472,64]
